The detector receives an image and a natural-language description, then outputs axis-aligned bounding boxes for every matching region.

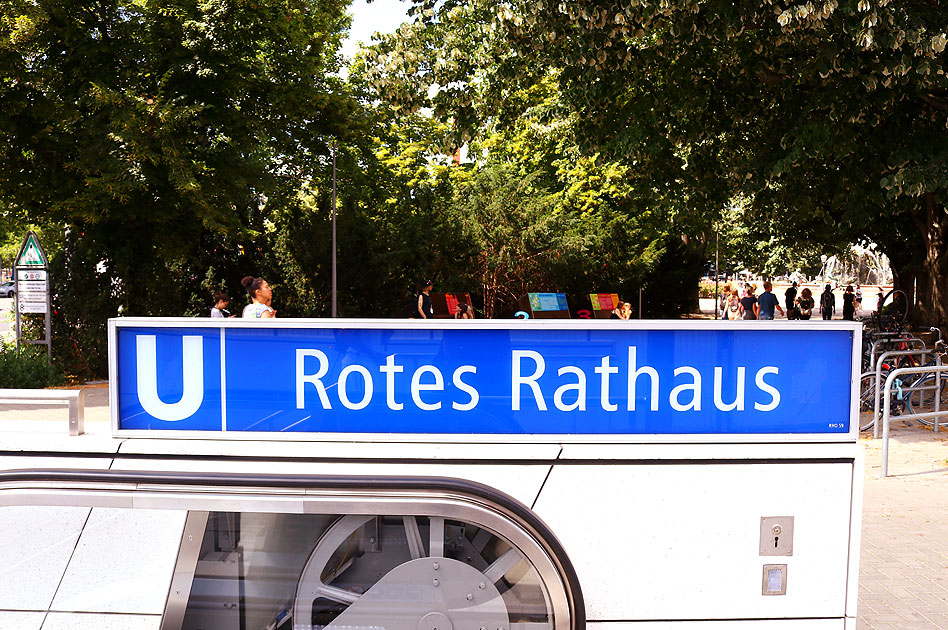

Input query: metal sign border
[14,230,49,267]
[108,317,862,444]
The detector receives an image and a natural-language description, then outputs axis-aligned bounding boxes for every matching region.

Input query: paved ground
[859,417,948,629]
[1,388,946,627]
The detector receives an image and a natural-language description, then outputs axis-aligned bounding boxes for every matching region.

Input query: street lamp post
[331,142,337,318]
[714,227,720,319]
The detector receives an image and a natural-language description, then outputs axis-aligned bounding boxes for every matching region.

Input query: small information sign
[17,280,48,293]
[17,269,47,282]
[13,231,52,360]
[17,301,47,314]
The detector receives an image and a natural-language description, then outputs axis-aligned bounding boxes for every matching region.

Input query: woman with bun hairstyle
[241,276,275,318]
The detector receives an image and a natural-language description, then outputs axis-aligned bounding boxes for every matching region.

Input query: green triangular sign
[16,231,48,267]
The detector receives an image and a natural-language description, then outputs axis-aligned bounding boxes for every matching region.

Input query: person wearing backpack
[796,288,815,320]
[784,281,799,319]
[820,284,836,320]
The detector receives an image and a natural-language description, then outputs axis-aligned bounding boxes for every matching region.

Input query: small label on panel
[762,564,787,595]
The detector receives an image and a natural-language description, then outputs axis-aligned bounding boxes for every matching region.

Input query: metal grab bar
[881,365,948,477]
[0,389,84,435]
[872,350,939,438]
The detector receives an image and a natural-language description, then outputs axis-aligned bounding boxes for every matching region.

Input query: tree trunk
[913,194,948,328]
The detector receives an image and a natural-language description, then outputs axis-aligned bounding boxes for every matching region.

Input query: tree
[0,0,356,376]
[360,0,948,325]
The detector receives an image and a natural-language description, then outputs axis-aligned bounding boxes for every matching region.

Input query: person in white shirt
[241,276,275,318]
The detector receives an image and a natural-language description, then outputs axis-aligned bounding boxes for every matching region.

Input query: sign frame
[14,231,52,361]
[109,318,862,444]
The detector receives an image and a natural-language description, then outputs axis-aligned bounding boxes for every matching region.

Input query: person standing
[210,291,231,318]
[854,284,863,314]
[727,286,741,319]
[842,285,856,321]
[241,276,275,318]
[416,280,434,319]
[796,287,815,320]
[720,283,733,319]
[784,282,798,319]
[757,281,785,320]
[738,285,759,320]
[454,302,475,319]
[820,284,835,320]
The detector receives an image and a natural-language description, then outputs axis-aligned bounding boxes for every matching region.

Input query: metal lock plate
[759,516,794,556]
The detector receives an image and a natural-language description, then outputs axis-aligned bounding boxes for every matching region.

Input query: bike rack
[881,365,948,477]
[868,336,926,371]
[872,349,939,438]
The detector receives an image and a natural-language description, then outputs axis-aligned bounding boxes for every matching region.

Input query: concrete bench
[0,389,85,435]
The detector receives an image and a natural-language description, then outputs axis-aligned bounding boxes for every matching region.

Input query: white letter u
[136,335,204,421]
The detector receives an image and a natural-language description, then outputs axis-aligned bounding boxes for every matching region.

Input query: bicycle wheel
[875,289,909,332]
[905,373,948,424]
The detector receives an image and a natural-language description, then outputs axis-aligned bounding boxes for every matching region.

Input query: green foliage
[360,0,948,324]
[1,0,364,376]
[0,341,61,389]
[450,165,572,317]
[698,281,717,299]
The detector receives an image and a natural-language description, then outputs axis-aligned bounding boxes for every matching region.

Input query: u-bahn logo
[135,335,205,421]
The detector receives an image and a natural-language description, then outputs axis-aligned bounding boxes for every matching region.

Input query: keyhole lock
[760,516,793,556]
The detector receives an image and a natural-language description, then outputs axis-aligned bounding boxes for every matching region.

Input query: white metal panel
[42,612,161,629]
[534,463,853,621]
[108,459,552,509]
[845,450,865,619]
[50,508,187,614]
[588,620,843,629]
[0,610,43,629]
[559,443,859,460]
[0,506,90,610]
[0,456,114,470]
[111,316,863,332]
[115,438,562,461]
[0,434,121,455]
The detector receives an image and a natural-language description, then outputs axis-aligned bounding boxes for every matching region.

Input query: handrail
[0,469,585,630]
[872,349,938,438]
[869,336,925,371]
[881,365,948,477]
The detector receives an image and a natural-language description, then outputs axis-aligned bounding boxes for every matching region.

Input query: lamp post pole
[331,142,337,318]
[715,226,720,319]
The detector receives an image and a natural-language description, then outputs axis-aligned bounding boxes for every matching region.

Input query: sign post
[14,231,52,363]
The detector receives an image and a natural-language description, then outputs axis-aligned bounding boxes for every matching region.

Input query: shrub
[0,342,62,389]
[698,280,719,298]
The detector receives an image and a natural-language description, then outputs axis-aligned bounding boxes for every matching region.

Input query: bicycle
[903,332,948,424]
[860,328,947,431]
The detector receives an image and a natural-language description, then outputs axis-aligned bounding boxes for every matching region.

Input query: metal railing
[881,365,948,477]
[872,349,940,438]
[0,389,84,435]
[868,336,926,371]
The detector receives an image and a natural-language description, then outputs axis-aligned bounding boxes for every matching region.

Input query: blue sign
[113,322,855,435]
